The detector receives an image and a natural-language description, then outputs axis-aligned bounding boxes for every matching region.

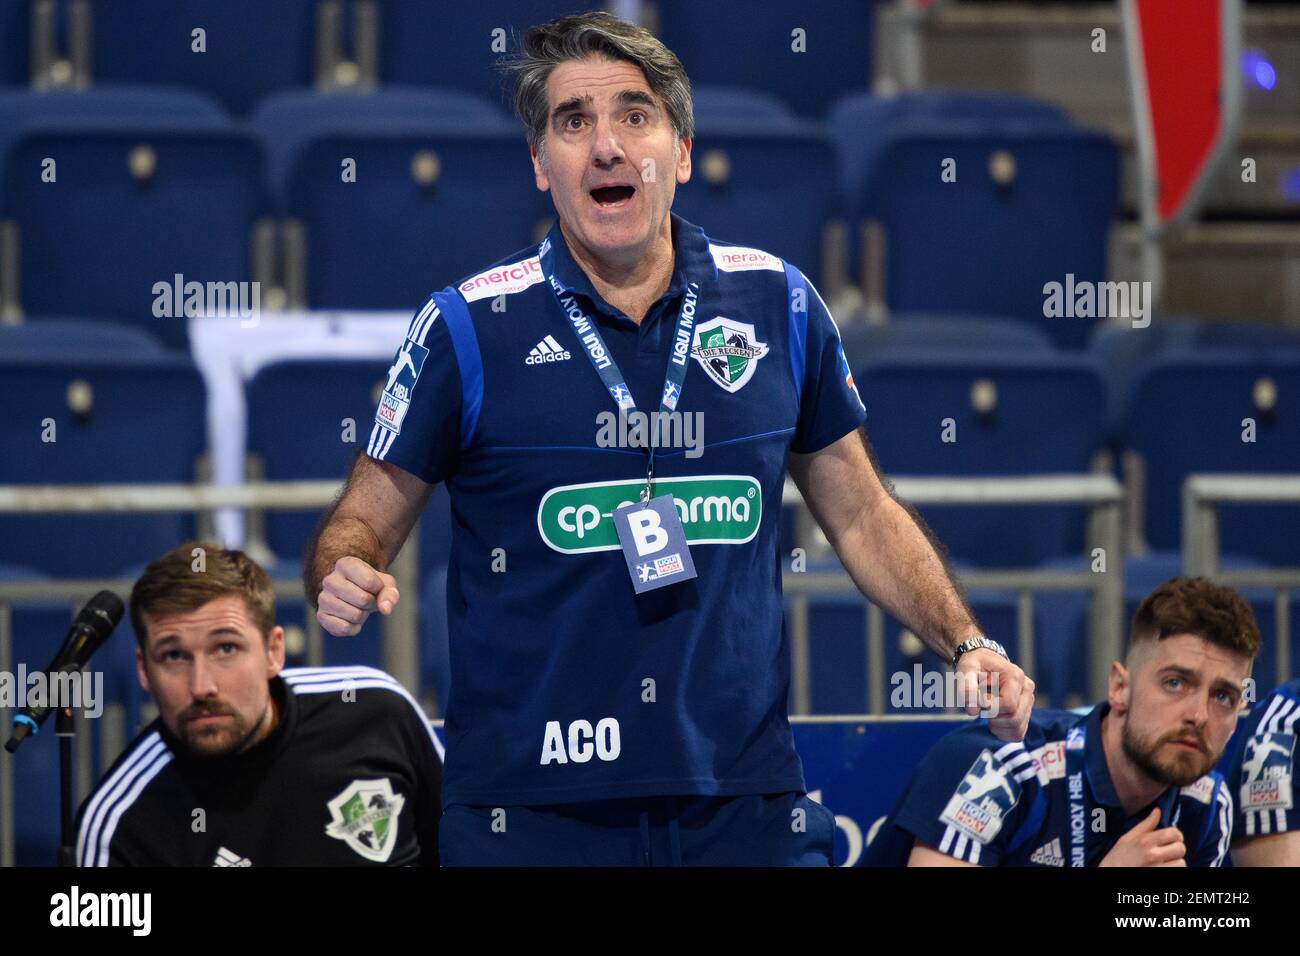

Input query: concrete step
[1109,221,1300,324]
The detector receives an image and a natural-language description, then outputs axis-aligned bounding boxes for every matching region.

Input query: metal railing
[781,474,1126,716]
[1183,474,1300,689]
[0,471,1187,860]
[0,481,419,867]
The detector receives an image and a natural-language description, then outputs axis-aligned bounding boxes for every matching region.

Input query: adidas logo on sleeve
[525,335,572,365]
[1029,837,1064,867]
[212,846,252,867]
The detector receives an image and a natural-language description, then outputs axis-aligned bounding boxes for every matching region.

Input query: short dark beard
[1121,719,1216,788]
[177,699,270,759]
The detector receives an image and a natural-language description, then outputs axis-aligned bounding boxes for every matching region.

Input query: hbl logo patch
[1240,732,1295,811]
[325,778,405,862]
[691,318,768,393]
[376,339,429,435]
[938,749,1021,845]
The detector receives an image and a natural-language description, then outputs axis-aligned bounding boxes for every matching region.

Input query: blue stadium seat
[0,317,171,358]
[245,358,452,571]
[245,359,452,689]
[0,85,229,163]
[0,356,207,578]
[250,87,514,202]
[280,127,544,308]
[828,91,1075,220]
[1089,316,1300,446]
[246,358,389,565]
[0,0,29,86]
[1126,353,1300,565]
[2,125,267,350]
[671,119,836,287]
[657,0,876,117]
[792,558,1023,713]
[854,353,1107,566]
[0,564,61,866]
[373,0,578,96]
[692,85,799,126]
[838,313,1057,369]
[864,125,1120,348]
[8,703,67,864]
[1030,554,1094,706]
[87,0,317,114]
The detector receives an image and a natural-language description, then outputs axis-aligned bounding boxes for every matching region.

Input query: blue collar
[537,212,718,324]
[1082,701,1181,822]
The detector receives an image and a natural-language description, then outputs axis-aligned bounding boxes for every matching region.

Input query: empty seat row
[0,0,877,118]
[0,87,1120,348]
[3,321,1298,578]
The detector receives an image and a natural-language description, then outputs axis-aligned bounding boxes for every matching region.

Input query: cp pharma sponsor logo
[537,475,762,554]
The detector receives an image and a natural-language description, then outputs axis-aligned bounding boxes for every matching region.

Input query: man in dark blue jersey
[1227,677,1300,865]
[864,577,1258,867]
[305,11,1033,865]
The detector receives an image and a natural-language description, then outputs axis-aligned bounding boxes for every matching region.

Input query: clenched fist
[316,556,400,637]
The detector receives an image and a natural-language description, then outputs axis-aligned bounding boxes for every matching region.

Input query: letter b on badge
[627,508,667,556]
[613,494,697,594]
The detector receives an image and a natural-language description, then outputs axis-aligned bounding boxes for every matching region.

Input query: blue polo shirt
[366,212,866,807]
[1226,679,1299,840]
[864,703,1233,866]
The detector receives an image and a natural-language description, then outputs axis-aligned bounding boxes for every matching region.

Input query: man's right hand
[316,556,401,637]
[1099,808,1187,867]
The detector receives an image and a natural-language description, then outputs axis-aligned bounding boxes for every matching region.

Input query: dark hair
[500,10,694,166]
[130,542,275,648]
[1127,576,1261,661]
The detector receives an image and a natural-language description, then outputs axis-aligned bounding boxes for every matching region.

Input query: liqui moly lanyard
[539,239,699,502]
[1065,725,1089,866]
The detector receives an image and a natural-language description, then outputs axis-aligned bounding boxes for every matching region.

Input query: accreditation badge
[612,494,697,594]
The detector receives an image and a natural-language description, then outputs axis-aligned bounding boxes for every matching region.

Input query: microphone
[5,590,124,753]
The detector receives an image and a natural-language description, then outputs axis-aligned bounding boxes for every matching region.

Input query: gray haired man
[306,11,1033,866]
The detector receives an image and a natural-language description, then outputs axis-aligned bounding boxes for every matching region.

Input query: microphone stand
[56,703,76,867]
[4,590,124,865]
